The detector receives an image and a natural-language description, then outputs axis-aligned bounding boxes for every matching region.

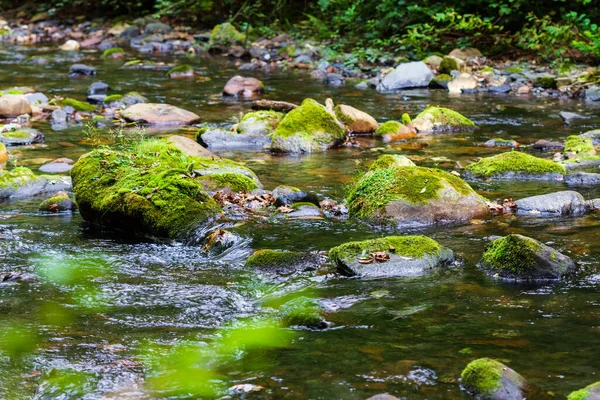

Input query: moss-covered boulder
[461,358,532,400]
[329,236,453,278]
[465,151,566,181]
[270,98,345,153]
[0,128,44,146]
[71,139,222,239]
[0,167,71,199]
[121,103,200,126]
[369,154,415,171]
[438,56,460,74]
[193,156,262,192]
[245,249,320,275]
[39,194,77,213]
[429,73,453,89]
[479,234,576,282]
[412,106,475,133]
[564,135,596,159]
[346,162,488,226]
[167,64,194,79]
[280,297,327,329]
[334,104,378,134]
[374,119,417,141]
[209,22,245,48]
[568,381,600,400]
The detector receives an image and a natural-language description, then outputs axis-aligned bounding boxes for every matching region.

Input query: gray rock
[489,84,511,93]
[144,22,172,34]
[580,129,600,145]
[272,185,319,207]
[39,161,73,174]
[283,204,323,219]
[565,172,600,186]
[585,86,600,102]
[515,190,588,216]
[326,73,344,86]
[0,172,71,199]
[317,61,330,70]
[97,39,116,52]
[378,61,433,91]
[355,81,368,90]
[87,95,106,105]
[484,139,518,148]
[69,64,96,78]
[295,54,312,63]
[367,396,401,400]
[532,139,564,151]
[559,111,587,124]
[89,81,109,95]
[51,109,68,124]
[25,92,48,105]
[199,127,271,149]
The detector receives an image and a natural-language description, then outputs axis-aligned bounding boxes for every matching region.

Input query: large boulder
[378,61,433,91]
[461,358,532,400]
[334,104,378,133]
[0,95,32,118]
[71,139,222,239]
[515,191,589,216]
[568,381,600,400]
[478,234,576,281]
[465,152,566,181]
[270,98,345,153]
[329,235,454,278]
[121,103,201,126]
[0,167,71,199]
[222,76,264,97]
[412,106,475,133]
[346,157,489,226]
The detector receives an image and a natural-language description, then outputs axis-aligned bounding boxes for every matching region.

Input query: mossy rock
[534,76,557,89]
[193,157,262,192]
[439,56,459,74]
[479,234,576,281]
[568,381,600,400]
[272,185,319,207]
[104,94,124,104]
[465,151,566,181]
[564,135,596,159]
[369,154,415,171]
[237,110,283,137]
[429,74,453,89]
[270,98,345,153]
[245,249,320,275]
[0,128,44,146]
[505,66,524,73]
[280,297,327,329]
[167,64,194,78]
[39,195,77,213]
[58,98,97,112]
[329,235,454,278]
[71,139,222,239]
[461,358,532,400]
[0,167,71,199]
[101,47,125,58]
[375,121,404,136]
[209,22,245,47]
[346,164,488,226]
[412,106,475,133]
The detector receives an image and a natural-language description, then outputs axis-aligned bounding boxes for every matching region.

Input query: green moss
[402,113,412,125]
[434,73,453,82]
[375,120,404,137]
[0,29,9,36]
[481,234,542,275]
[192,156,260,192]
[564,155,600,164]
[271,98,345,148]
[71,139,222,239]
[245,249,306,269]
[535,76,557,89]
[329,236,442,267]
[58,98,97,112]
[333,105,355,125]
[0,143,6,153]
[290,201,318,209]
[564,135,596,157]
[239,110,283,132]
[104,94,124,103]
[6,89,23,95]
[505,66,524,73]
[101,47,125,58]
[197,172,257,192]
[369,154,415,171]
[439,56,459,74]
[1,130,31,139]
[209,22,245,46]
[465,151,566,178]
[568,382,600,400]
[0,167,36,190]
[280,297,326,329]
[167,64,194,77]
[413,106,475,132]
[346,166,474,218]
[481,66,494,73]
[123,60,142,67]
[39,195,72,211]
[461,358,503,397]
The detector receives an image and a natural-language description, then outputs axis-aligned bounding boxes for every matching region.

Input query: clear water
[1,43,600,399]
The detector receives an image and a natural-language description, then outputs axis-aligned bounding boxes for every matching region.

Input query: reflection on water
[1,43,600,398]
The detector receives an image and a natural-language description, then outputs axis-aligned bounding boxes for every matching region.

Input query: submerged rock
[121,103,200,126]
[69,64,96,78]
[270,98,345,153]
[378,61,433,91]
[329,235,454,278]
[461,358,532,400]
[280,296,327,329]
[478,234,576,281]
[412,106,475,133]
[245,249,320,275]
[346,157,488,226]
[0,95,32,118]
[465,152,565,181]
[514,191,589,216]
[568,381,600,400]
[71,139,222,239]
[222,76,264,97]
[39,158,74,174]
[0,128,44,146]
[334,104,378,134]
[39,193,77,213]
[0,167,71,199]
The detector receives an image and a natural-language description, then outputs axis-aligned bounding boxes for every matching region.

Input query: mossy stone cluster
[465,151,566,180]
[270,98,345,153]
[193,157,261,192]
[71,139,224,239]
[104,94,124,104]
[564,135,596,158]
[412,106,475,133]
[0,167,36,192]
[280,297,327,329]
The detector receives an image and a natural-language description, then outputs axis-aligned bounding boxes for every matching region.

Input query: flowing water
[1,44,600,399]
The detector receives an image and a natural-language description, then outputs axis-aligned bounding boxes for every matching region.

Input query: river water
[1,44,600,399]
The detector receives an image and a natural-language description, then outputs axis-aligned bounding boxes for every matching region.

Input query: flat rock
[0,168,72,199]
[378,61,433,91]
[559,111,587,124]
[167,135,215,158]
[515,190,588,216]
[0,128,44,146]
[121,103,200,126]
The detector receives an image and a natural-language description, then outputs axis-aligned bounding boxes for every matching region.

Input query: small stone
[69,64,97,78]
[222,76,264,97]
[89,81,109,96]
[60,39,80,51]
